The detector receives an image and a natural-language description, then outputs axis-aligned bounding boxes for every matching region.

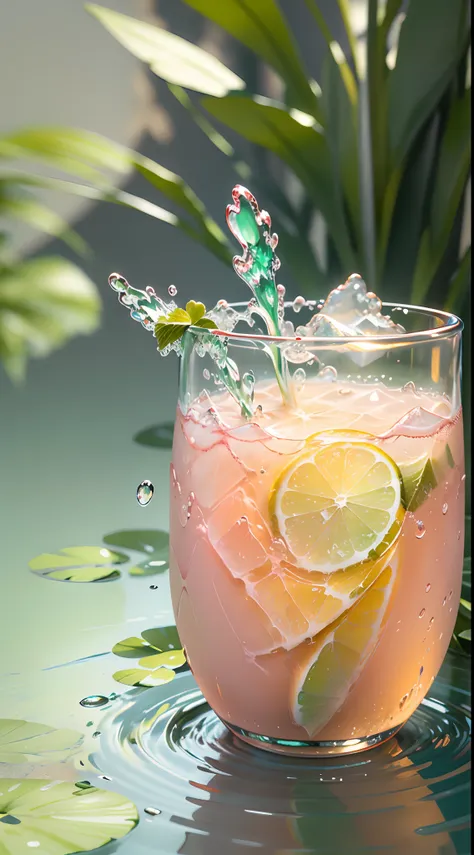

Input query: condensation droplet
[448,590,453,599]
[419,608,426,618]
[399,693,409,710]
[260,468,266,475]
[137,480,154,506]
[79,695,109,708]
[425,583,431,593]
[442,503,448,514]
[168,285,177,297]
[443,596,447,606]
[416,521,425,538]
[203,368,211,380]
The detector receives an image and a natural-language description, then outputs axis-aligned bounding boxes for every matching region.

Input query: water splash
[108,273,175,331]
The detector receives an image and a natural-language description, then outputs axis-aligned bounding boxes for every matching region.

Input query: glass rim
[189,301,463,346]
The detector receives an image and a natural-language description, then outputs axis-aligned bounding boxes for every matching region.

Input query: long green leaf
[388,0,468,163]
[304,0,357,103]
[0,187,87,255]
[86,4,245,97]
[0,128,231,263]
[0,257,100,380]
[412,90,471,303]
[202,93,356,270]
[444,246,471,313]
[182,0,321,120]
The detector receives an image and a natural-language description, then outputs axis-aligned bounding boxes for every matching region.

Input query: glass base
[223,720,403,757]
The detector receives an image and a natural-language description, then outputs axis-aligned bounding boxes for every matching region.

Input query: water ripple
[93,652,470,854]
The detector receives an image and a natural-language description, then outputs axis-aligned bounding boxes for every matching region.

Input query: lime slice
[399,442,455,511]
[293,563,395,735]
[270,439,403,573]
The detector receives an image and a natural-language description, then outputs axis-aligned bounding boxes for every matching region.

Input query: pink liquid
[169,380,464,747]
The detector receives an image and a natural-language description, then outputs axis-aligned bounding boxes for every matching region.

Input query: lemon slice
[293,563,396,735]
[271,438,402,572]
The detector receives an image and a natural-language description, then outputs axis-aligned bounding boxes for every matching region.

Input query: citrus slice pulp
[271,439,403,573]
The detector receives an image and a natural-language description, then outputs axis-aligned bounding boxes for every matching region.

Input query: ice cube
[382,407,447,438]
[207,490,272,577]
[190,443,245,508]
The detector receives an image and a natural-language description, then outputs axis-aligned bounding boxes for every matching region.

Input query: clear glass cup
[169,302,464,756]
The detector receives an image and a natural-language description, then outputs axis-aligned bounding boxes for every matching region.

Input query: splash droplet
[416,521,425,538]
[168,285,177,297]
[292,296,306,313]
[137,480,154,506]
[442,503,448,514]
[144,807,161,817]
[79,695,109,708]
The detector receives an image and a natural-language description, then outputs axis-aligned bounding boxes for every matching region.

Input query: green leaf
[112,667,176,688]
[0,256,100,382]
[103,528,169,577]
[202,94,356,270]
[28,546,127,582]
[388,0,468,163]
[182,0,321,120]
[87,4,245,97]
[111,637,156,659]
[141,626,182,651]
[304,0,357,103]
[0,186,87,255]
[445,246,471,313]
[0,779,138,854]
[185,300,206,324]
[133,422,174,449]
[459,628,471,641]
[0,720,82,765]
[137,650,186,670]
[194,317,218,330]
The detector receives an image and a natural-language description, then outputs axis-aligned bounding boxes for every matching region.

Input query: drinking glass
[169,302,464,756]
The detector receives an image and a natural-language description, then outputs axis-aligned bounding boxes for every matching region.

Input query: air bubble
[203,368,211,380]
[293,367,306,391]
[425,583,431,593]
[442,503,448,514]
[318,366,338,382]
[419,609,426,618]
[137,480,154,506]
[168,285,177,297]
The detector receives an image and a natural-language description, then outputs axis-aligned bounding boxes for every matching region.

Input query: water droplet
[442,502,448,514]
[277,284,286,296]
[260,468,266,474]
[425,583,431,593]
[79,695,109,708]
[448,589,453,599]
[144,807,161,817]
[292,295,306,313]
[399,694,409,709]
[442,596,447,606]
[99,775,112,781]
[150,585,158,590]
[293,367,306,390]
[137,480,154,506]
[203,368,211,380]
[92,731,101,738]
[168,285,177,297]
[461,474,466,482]
[416,521,425,538]
[427,617,435,631]
[420,666,424,675]
[419,608,426,618]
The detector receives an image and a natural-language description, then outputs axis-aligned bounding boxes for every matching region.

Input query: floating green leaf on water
[103,529,169,576]
[0,778,138,855]
[28,546,128,582]
[112,625,187,688]
[133,422,174,449]
[0,720,82,765]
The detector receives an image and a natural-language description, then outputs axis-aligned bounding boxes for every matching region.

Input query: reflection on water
[91,652,470,855]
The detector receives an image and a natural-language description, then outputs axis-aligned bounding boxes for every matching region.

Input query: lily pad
[112,625,187,687]
[0,778,138,854]
[103,529,169,576]
[133,422,174,449]
[0,720,82,765]
[28,547,128,582]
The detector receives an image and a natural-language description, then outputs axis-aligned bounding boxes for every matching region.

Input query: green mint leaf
[167,307,192,324]
[186,300,206,324]
[194,318,218,330]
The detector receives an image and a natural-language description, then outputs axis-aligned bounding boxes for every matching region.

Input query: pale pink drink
[169,303,464,755]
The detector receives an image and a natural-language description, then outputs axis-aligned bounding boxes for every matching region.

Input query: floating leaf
[111,625,186,687]
[133,422,174,449]
[0,779,138,854]
[28,546,127,582]
[0,720,82,765]
[103,529,169,577]
[112,668,176,688]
